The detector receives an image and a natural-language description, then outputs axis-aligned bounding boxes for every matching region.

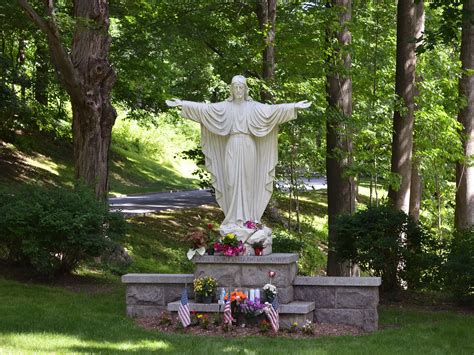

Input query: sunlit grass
[0,277,472,354]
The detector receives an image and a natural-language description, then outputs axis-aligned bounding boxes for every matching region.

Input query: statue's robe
[181,100,296,227]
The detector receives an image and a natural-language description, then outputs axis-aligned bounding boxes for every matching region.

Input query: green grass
[0,115,200,196]
[0,277,472,354]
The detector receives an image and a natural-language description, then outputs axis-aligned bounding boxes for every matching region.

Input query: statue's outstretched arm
[165,98,183,107]
[294,100,312,110]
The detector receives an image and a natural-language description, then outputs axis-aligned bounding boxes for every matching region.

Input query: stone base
[193,253,297,303]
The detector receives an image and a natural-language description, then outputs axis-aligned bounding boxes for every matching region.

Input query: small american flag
[265,296,279,332]
[178,288,191,328]
[223,297,233,325]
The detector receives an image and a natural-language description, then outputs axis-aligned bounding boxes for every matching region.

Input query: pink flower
[244,220,257,229]
[268,271,276,278]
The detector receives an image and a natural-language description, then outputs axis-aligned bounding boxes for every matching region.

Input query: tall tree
[388,0,418,213]
[455,0,474,230]
[18,0,117,199]
[409,0,425,221]
[256,0,277,102]
[326,0,355,276]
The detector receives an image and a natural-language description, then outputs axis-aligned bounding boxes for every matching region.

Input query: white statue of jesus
[167,75,311,234]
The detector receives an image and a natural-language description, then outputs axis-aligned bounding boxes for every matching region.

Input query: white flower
[263,283,277,294]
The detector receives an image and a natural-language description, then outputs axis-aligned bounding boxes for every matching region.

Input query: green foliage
[0,185,126,276]
[272,230,304,253]
[444,227,474,305]
[272,229,325,276]
[335,205,442,292]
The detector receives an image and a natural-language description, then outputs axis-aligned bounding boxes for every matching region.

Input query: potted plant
[251,240,265,256]
[214,233,245,256]
[193,276,218,303]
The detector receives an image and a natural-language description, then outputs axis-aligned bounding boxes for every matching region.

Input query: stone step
[167,300,315,328]
[167,300,314,314]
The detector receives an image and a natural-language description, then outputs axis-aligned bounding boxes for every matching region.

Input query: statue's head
[228,75,252,101]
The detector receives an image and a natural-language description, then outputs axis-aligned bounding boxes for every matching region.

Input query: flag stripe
[178,288,191,327]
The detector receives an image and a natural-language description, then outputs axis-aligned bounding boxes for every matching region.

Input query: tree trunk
[409,163,422,221]
[70,0,117,199]
[256,0,276,102]
[34,37,49,105]
[455,0,474,230]
[387,0,418,213]
[18,0,117,199]
[326,0,355,276]
[409,0,425,222]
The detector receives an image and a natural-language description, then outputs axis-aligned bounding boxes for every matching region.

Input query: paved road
[109,189,216,215]
[109,177,327,215]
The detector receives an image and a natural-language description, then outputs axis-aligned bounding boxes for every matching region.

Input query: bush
[0,185,126,276]
[272,230,304,253]
[444,228,474,305]
[272,230,325,276]
[335,205,441,292]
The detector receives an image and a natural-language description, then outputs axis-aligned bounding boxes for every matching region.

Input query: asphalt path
[109,177,327,215]
[109,189,216,215]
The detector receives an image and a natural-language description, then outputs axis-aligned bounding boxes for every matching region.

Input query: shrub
[272,230,304,253]
[444,227,474,305]
[335,205,441,292]
[0,184,126,276]
[272,230,325,276]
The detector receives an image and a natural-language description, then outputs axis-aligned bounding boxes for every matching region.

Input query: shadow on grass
[1,278,473,355]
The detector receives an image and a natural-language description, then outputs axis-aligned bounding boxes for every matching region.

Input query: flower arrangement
[288,322,299,333]
[262,283,277,302]
[186,223,218,259]
[302,320,315,335]
[193,276,217,297]
[214,233,245,256]
[251,240,265,256]
[224,290,247,303]
[258,319,271,333]
[197,313,210,329]
[244,220,263,230]
[186,230,207,260]
[239,299,266,318]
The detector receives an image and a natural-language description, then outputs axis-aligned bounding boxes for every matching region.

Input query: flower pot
[202,295,213,304]
[254,247,263,256]
[196,294,213,304]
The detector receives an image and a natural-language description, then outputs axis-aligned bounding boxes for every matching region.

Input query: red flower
[268,271,276,278]
[207,223,214,230]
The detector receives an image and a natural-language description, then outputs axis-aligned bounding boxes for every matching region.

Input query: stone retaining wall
[293,276,381,331]
[122,273,381,332]
[123,274,194,317]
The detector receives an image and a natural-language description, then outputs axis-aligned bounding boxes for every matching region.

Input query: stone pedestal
[193,253,297,304]
[121,256,381,331]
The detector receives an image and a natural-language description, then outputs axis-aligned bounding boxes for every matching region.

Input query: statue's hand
[295,100,312,109]
[166,98,183,107]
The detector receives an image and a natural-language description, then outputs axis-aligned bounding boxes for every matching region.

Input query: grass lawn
[0,277,472,354]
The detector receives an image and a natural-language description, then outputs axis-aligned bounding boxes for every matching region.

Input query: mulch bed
[136,316,365,338]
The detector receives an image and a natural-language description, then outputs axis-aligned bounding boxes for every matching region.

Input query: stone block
[362,309,378,332]
[195,264,242,287]
[275,286,294,304]
[240,264,296,287]
[193,253,298,265]
[126,305,166,318]
[280,313,313,329]
[294,276,381,287]
[126,285,165,306]
[315,308,364,329]
[294,286,336,308]
[122,273,194,284]
[335,287,379,309]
